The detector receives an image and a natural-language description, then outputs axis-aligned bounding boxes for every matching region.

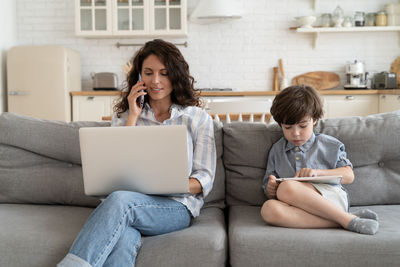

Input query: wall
[15,0,400,91]
[0,0,16,113]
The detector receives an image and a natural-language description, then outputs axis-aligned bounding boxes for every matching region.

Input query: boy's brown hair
[270,85,324,125]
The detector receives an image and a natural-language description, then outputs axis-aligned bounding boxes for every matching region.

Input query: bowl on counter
[295,16,316,28]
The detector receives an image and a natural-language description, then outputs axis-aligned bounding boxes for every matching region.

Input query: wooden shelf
[290,26,400,49]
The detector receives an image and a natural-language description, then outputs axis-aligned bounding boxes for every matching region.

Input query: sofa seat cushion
[228,205,400,267]
[0,205,227,267]
[0,204,93,267]
[137,207,227,267]
[0,144,100,207]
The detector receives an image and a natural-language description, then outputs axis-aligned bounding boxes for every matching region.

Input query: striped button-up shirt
[111,103,216,217]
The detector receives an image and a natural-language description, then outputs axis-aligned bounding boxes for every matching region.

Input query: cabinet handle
[381,95,386,100]
[87,96,95,100]
[8,91,29,96]
[345,95,355,100]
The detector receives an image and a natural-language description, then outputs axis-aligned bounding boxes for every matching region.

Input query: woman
[58,39,216,267]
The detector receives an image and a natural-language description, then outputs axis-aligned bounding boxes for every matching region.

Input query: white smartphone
[137,74,145,109]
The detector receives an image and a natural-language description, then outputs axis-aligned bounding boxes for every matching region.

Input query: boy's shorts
[311,183,348,212]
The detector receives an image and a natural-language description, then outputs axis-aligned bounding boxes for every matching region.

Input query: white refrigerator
[7,45,81,121]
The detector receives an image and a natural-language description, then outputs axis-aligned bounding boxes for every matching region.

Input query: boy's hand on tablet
[295,168,318,177]
[267,175,279,199]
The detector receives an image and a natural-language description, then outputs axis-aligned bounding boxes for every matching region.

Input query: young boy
[261,85,379,235]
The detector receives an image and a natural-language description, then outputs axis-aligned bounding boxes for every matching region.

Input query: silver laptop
[79,125,190,196]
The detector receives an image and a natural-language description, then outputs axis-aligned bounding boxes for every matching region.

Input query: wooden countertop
[71,89,400,97]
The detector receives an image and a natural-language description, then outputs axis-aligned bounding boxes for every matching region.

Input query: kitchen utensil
[365,13,376,26]
[344,60,368,89]
[278,59,289,90]
[343,16,353,27]
[273,67,279,91]
[372,72,397,89]
[91,72,119,90]
[291,71,340,90]
[123,61,132,74]
[376,11,388,26]
[390,57,400,88]
[332,6,344,27]
[354,11,365,26]
[295,16,316,28]
[279,59,285,77]
[321,13,332,27]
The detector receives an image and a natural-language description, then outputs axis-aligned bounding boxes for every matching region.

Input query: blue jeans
[57,191,191,267]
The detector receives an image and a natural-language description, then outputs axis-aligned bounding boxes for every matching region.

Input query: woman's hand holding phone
[126,74,147,126]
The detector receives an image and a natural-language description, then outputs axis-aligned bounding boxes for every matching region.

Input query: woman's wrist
[126,112,138,126]
[189,178,202,195]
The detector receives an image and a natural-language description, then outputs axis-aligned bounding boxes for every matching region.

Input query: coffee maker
[344,60,368,89]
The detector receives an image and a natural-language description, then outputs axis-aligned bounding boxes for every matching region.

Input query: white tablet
[275,175,342,185]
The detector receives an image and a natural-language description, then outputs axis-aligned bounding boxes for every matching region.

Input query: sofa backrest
[223,110,400,207]
[0,112,225,209]
[0,112,105,207]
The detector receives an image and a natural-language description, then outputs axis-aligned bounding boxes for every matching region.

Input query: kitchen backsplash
[15,0,400,91]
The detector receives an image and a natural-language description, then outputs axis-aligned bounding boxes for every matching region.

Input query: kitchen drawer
[72,95,119,121]
[323,94,379,119]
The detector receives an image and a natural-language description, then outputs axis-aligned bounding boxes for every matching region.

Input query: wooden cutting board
[390,57,400,88]
[292,71,340,90]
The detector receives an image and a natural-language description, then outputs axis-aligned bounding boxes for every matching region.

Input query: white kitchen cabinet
[75,0,113,36]
[72,95,120,121]
[75,0,187,37]
[323,95,379,119]
[379,94,400,113]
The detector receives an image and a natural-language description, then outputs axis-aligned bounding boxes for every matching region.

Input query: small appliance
[92,72,118,90]
[344,60,368,89]
[372,72,397,89]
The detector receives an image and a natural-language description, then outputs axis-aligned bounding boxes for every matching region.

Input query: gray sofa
[0,110,399,267]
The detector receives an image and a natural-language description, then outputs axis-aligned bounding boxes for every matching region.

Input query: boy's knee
[276,180,298,201]
[261,200,281,224]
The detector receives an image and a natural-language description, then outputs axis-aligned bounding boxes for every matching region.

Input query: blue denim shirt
[262,133,352,191]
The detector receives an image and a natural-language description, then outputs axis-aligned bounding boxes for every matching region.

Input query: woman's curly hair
[114,39,200,117]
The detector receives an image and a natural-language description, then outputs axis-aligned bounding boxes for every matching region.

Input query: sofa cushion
[204,120,225,208]
[223,111,400,206]
[0,144,100,207]
[0,204,94,267]
[137,207,227,266]
[0,112,224,208]
[0,112,109,164]
[228,205,400,267]
[223,122,282,206]
[0,205,227,267]
[315,111,400,206]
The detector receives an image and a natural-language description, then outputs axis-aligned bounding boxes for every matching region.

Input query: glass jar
[365,13,376,26]
[321,13,332,27]
[342,16,353,27]
[332,6,344,27]
[376,11,387,26]
[354,11,365,26]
